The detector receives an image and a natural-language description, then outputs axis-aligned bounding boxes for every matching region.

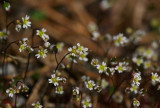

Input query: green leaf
[30,10,46,21]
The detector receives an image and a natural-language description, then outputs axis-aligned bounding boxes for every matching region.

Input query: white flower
[113,33,128,46]
[82,97,92,108]
[85,80,96,90]
[44,42,50,48]
[35,49,48,58]
[132,72,141,86]
[42,34,49,42]
[36,28,48,41]
[68,46,77,56]
[100,0,110,10]
[26,46,34,53]
[133,98,140,107]
[0,29,9,40]
[19,43,27,52]
[151,72,159,85]
[87,22,98,33]
[3,1,11,11]
[112,91,123,103]
[77,43,88,53]
[79,52,88,62]
[48,74,61,86]
[91,31,100,40]
[73,87,79,95]
[132,57,143,66]
[23,38,28,42]
[144,61,151,69]
[15,24,22,32]
[101,79,109,89]
[32,101,43,108]
[130,83,138,94]
[91,58,98,66]
[22,15,31,29]
[55,86,64,94]
[143,49,154,59]
[97,62,107,73]
[56,42,64,52]
[6,88,16,97]
[115,62,127,73]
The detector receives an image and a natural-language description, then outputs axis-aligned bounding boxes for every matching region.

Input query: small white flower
[19,43,27,52]
[6,88,16,97]
[73,87,79,95]
[22,15,31,29]
[35,49,48,58]
[151,72,159,85]
[68,46,77,56]
[87,22,98,33]
[23,38,28,42]
[36,28,48,40]
[44,42,50,48]
[115,62,127,73]
[55,86,64,94]
[91,58,98,66]
[100,0,110,10]
[132,57,143,66]
[133,98,140,107]
[32,101,43,108]
[48,74,61,86]
[0,29,9,40]
[15,24,22,32]
[91,31,100,40]
[26,46,34,53]
[112,91,123,103]
[113,33,128,46]
[85,80,96,90]
[97,62,107,73]
[143,49,154,59]
[144,61,151,69]
[101,79,109,89]
[56,42,64,52]
[82,97,92,108]
[132,72,141,86]
[79,52,88,62]
[130,83,138,94]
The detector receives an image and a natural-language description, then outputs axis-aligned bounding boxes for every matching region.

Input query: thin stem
[55,53,58,65]
[54,52,71,73]
[2,41,19,80]
[23,29,35,82]
[80,91,82,108]
[15,94,17,108]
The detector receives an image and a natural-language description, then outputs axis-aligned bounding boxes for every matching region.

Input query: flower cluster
[129,72,142,94]
[36,28,49,42]
[15,15,31,32]
[19,38,34,53]
[68,43,88,62]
